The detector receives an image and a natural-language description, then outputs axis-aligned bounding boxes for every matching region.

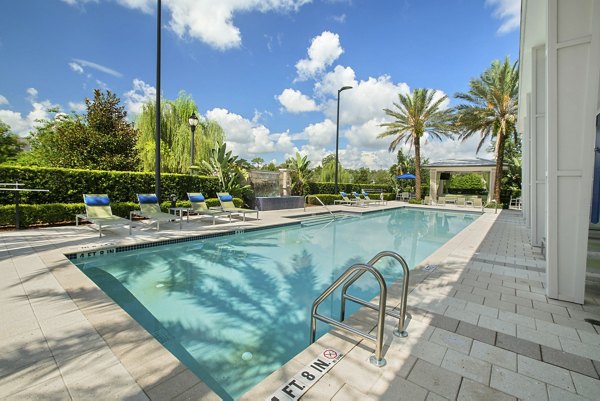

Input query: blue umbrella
[395,173,416,179]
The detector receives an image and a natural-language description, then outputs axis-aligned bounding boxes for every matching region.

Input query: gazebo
[423,158,500,204]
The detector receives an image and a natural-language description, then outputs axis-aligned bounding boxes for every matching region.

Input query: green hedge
[0,165,220,204]
[0,198,243,227]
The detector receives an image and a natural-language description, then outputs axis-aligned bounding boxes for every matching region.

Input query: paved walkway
[1,204,599,400]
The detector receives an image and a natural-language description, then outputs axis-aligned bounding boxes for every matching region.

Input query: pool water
[75,208,477,400]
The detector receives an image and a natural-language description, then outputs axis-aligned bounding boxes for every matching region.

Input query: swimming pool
[74,207,478,400]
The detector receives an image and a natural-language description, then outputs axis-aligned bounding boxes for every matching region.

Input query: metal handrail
[304,194,333,216]
[310,263,388,366]
[340,251,410,338]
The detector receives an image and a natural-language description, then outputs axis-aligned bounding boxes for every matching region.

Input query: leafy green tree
[0,122,23,163]
[286,152,312,195]
[454,57,519,202]
[500,134,522,199]
[136,92,224,173]
[319,154,350,184]
[251,157,264,169]
[28,90,139,170]
[378,88,455,200]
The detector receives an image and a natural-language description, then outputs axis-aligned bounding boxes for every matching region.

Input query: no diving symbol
[323,349,338,359]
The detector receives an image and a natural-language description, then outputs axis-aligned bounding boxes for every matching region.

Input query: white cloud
[486,0,521,35]
[295,31,344,81]
[72,58,122,77]
[314,65,356,96]
[321,72,410,126]
[69,62,84,74]
[206,107,295,159]
[0,95,8,105]
[68,101,86,113]
[422,135,494,163]
[63,0,311,50]
[332,14,346,23]
[0,88,58,137]
[302,119,336,147]
[166,0,311,51]
[123,78,156,117]
[277,88,319,113]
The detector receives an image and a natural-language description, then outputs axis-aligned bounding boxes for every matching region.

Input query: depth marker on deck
[266,348,343,401]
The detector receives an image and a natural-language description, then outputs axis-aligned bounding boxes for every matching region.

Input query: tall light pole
[188,112,199,168]
[334,86,352,193]
[155,0,162,199]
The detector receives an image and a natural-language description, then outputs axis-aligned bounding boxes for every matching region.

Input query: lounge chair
[352,191,378,206]
[472,198,483,209]
[361,190,386,205]
[76,194,133,237]
[216,192,259,221]
[401,192,410,201]
[132,194,182,231]
[437,196,446,206]
[187,193,232,224]
[456,197,466,207]
[334,192,361,207]
[423,196,431,205]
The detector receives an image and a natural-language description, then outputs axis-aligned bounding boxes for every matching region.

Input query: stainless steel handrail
[340,251,410,338]
[310,263,388,366]
[304,194,333,216]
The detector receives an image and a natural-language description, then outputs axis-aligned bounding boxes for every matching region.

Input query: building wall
[520,0,600,303]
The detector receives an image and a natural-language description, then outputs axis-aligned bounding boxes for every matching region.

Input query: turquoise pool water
[75,208,477,400]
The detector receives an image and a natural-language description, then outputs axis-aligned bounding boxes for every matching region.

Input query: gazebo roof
[423,157,497,168]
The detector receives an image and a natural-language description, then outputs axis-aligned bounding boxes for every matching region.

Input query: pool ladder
[309,251,410,367]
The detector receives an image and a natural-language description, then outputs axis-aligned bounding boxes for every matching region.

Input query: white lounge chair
[217,192,259,221]
[76,194,133,237]
[132,193,182,231]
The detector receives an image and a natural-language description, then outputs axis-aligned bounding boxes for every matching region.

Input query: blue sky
[0,0,520,169]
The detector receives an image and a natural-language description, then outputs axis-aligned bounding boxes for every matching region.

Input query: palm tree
[454,57,518,202]
[378,88,455,200]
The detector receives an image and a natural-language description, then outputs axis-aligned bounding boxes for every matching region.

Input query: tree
[454,57,519,202]
[378,88,455,200]
[136,92,224,173]
[319,154,350,184]
[251,157,264,169]
[286,152,312,195]
[28,90,139,170]
[0,122,23,163]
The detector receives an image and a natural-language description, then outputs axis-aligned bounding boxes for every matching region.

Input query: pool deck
[1,202,600,400]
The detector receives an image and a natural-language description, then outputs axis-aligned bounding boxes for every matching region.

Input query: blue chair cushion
[363,191,369,196]
[219,195,233,202]
[340,192,347,197]
[84,195,110,206]
[138,194,158,204]
[189,194,205,202]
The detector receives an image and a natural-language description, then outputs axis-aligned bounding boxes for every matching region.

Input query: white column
[488,169,496,204]
[522,95,531,228]
[545,0,600,303]
[429,169,438,202]
[531,46,547,248]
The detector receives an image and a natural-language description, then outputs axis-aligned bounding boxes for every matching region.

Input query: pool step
[299,213,358,226]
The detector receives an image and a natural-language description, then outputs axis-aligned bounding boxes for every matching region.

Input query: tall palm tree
[454,57,518,202]
[378,88,455,200]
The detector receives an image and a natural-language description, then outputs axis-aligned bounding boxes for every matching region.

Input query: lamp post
[155,0,162,199]
[334,85,353,194]
[188,112,199,168]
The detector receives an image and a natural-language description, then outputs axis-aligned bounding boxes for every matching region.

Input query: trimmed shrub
[0,165,220,204]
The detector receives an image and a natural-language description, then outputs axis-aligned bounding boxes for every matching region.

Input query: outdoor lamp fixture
[334,85,353,193]
[188,112,199,167]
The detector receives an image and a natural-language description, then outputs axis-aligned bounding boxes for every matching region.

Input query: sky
[0,0,521,169]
